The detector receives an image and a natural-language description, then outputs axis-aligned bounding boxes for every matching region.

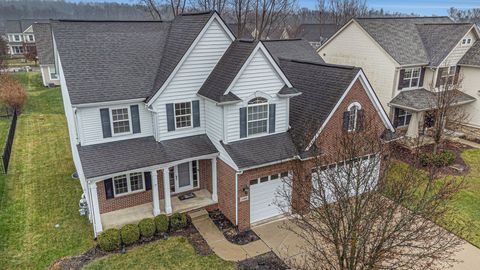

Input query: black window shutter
[436,68,445,87]
[398,69,406,90]
[166,103,175,131]
[356,109,365,131]
[192,100,200,127]
[100,108,112,138]
[268,104,276,133]
[419,67,426,87]
[130,105,141,134]
[144,172,152,190]
[104,178,114,199]
[240,107,247,138]
[454,66,461,84]
[342,111,350,131]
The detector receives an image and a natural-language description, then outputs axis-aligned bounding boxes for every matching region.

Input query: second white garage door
[250,172,291,224]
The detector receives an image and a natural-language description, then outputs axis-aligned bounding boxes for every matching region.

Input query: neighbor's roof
[33,23,54,65]
[222,132,298,169]
[78,135,217,178]
[197,40,257,103]
[6,19,48,33]
[263,39,325,64]
[53,20,171,105]
[293,24,337,42]
[279,59,360,150]
[388,88,476,111]
[459,41,480,67]
[354,17,458,66]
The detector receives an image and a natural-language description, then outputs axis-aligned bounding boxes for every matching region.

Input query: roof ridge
[56,19,166,23]
[262,38,302,42]
[357,16,450,20]
[178,11,214,16]
[281,58,357,70]
[418,22,473,26]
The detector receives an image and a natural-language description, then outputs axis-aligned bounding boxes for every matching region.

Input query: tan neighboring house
[318,17,480,139]
[32,22,59,86]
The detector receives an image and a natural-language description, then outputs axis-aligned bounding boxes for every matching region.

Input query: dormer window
[462,38,472,46]
[247,97,268,136]
[111,107,131,134]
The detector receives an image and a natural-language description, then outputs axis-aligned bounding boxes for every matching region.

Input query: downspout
[145,104,158,140]
[235,170,243,227]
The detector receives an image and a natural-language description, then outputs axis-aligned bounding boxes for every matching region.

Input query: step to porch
[188,209,209,220]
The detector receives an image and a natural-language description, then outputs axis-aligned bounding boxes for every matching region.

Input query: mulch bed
[48,220,213,270]
[237,251,288,270]
[391,140,472,176]
[208,209,260,245]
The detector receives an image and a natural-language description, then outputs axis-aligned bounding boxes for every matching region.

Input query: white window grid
[174,102,192,129]
[247,98,268,136]
[113,172,146,196]
[249,171,289,186]
[403,67,421,89]
[110,107,131,135]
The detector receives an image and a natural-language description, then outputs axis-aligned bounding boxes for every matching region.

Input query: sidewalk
[191,210,271,262]
[450,137,480,149]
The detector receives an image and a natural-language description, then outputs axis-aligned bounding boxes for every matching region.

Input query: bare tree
[230,0,253,38]
[139,0,163,19]
[427,67,470,154]
[0,37,7,70]
[252,0,297,39]
[317,0,368,27]
[448,7,480,24]
[192,0,228,14]
[276,115,465,270]
[138,0,186,18]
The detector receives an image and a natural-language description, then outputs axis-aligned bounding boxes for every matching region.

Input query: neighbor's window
[247,97,268,136]
[347,103,361,131]
[28,34,34,42]
[111,108,131,134]
[403,67,421,89]
[14,35,20,41]
[174,102,192,128]
[462,38,472,46]
[113,173,145,196]
[394,108,412,127]
[192,160,199,188]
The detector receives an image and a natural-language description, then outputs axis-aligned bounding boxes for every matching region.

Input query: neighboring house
[32,22,60,86]
[227,23,290,40]
[5,19,47,56]
[318,17,480,140]
[51,11,394,237]
[290,23,338,48]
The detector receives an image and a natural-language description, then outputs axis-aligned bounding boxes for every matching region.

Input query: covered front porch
[101,189,216,229]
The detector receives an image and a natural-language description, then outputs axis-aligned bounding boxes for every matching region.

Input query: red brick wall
[216,159,237,227]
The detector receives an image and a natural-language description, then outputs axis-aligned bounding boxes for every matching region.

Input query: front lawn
[83,237,236,270]
[0,72,94,269]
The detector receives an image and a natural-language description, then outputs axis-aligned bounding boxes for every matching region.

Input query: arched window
[347,103,362,131]
[247,97,268,136]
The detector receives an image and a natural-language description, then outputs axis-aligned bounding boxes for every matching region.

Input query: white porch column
[151,170,160,216]
[163,167,172,214]
[211,157,218,202]
[406,112,421,138]
[88,181,103,236]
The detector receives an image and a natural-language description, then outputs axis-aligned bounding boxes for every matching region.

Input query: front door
[175,162,193,193]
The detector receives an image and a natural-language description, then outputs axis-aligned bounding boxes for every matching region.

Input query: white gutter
[235,170,243,226]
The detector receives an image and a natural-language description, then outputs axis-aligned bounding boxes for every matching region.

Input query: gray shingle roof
[459,41,480,67]
[197,40,257,103]
[78,135,218,178]
[5,19,46,33]
[222,132,298,169]
[416,23,474,66]
[355,17,454,65]
[53,20,171,105]
[293,24,337,42]
[279,59,360,150]
[263,39,325,64]
[33,23,54,65]
[149,12,214,100]
[388,88,476,111]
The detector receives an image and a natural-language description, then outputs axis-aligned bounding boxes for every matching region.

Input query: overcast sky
[69,0,480,16]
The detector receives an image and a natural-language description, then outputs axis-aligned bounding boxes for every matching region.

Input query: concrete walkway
[449,137,480,149]
[190,210,271,262]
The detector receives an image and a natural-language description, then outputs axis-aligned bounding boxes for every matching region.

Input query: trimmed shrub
[154,214,169,233]
[420,150,456,167]
[98,228,121,252]
[138,218,156,238]
[120,224,140,245]
[170,212,187,231]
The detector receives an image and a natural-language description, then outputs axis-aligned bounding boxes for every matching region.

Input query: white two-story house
[32,22,60,87]
[318,17,480,140]
[51,11,394,237]
[5,19,46,56]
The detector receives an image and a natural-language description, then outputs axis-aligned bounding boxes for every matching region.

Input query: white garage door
[250,172,291,224]
[311,155,380,207]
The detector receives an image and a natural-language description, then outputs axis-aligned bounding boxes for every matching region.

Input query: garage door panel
[250,178,291,223]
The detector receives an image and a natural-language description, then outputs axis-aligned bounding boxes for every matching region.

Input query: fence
[1,110,18,174]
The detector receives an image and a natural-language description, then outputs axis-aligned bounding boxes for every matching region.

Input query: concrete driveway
[252,218,480,269]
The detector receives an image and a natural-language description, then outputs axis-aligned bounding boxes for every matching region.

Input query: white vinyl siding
[440,29,478,67]
[76,103,153,146]
[319,22,398,112]
[224,49,288,142]
[152,18,232,141]
[460,67,480,128]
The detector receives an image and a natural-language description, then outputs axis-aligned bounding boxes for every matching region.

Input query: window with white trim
[174,102,192,128]
[403,67,421,89]
[111,108,131,134]
[113,172,145,196]
[394,108,412,127]
[14,35,20,41]
[28,34,34,42]
[247,97,268,136]
[441,66,456,86]
[192,160,199,188]
[462,38,472,46]
[249,171,289,185]
[347,103,361,131]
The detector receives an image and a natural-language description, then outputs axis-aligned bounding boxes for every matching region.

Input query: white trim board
[147,12,235,106]
[305,70,395,151]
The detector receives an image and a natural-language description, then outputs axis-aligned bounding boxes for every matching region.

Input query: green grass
[0,117,11,150]
[5,58,37,68]
[83,237,236,270]
[0,72,94,269]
